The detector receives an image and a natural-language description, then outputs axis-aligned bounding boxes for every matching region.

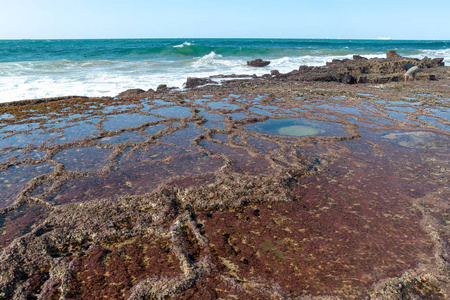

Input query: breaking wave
[0,39,448,102]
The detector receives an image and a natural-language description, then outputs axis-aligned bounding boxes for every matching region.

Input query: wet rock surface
[0,55,449,299]
[267,51,445,84]
[247,59,271,67]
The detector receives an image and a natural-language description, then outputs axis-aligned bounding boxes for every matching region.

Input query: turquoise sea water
[0,39,448,102]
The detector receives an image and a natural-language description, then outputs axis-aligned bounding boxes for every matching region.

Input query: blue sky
[1,0,449,39]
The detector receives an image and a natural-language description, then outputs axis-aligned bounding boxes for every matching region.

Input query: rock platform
[0,52,449,299]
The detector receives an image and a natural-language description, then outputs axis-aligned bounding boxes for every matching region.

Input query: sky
[1,0,449,40]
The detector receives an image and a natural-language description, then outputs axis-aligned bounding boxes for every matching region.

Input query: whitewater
[0,39,449,103]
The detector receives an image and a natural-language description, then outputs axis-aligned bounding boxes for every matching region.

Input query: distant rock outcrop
[116,88,146,98]
[270,51,444,84]
[386,50,403,59]
[247,59,270,67]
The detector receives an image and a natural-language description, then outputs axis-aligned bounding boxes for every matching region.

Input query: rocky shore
[0,52,449,299]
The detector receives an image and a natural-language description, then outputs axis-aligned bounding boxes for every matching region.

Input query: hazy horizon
[1,0,449,40]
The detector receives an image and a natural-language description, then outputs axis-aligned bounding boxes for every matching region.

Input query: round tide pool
[245,118,348,137]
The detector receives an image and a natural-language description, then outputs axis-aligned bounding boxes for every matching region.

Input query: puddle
[1,123,41,132]
[53,147,113,173]
[207,101,240,110]
[228,112,248,120]
[46,153,224,205]
[0,163,54,209]
[255,105,293,115]
[315,113,340,120]
[364,116,397,126]
[246,136,281,155]
[0,129,59,149]
[417,93,438,98]
[316,104,364,116]
[201,121,227,130]
[249,107,274,117]
[346,118,379,128]
[0,149,46,164]
[50,122,100,144]
[355,93,376,97]
[102,113,161,131]
[99,131,147,145]
[429,108,450,120]
[158,125,205,150]
[199,140,272,175]
[417,115,450,131]
[141,102,156,112]
[198,110,226,121]
[382,131,449,149]
[0,113,14,120]
[387,106,417,113]
[193,98,211,105]
[0,204,49,250]
[0,149,25,164]
[246,118,348,137]
[151,106,192,118]
[101,104,139,114]
[386,111,422,124]
[153,99,173,106]
[118,144,198,166]
[144,124,168,136]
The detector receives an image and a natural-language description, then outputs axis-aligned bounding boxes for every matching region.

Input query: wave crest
[173,41,192,48]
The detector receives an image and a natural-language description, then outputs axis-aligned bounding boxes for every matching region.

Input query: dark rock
[247,59,270,67]
[270,70,280,76]
[386,50,403,59]
[431,57,445,67]
[116,89,145,98]
[339,73,355,84]
[353,55,368,61]
[184,77,214,89]
[273,50,445,84]
[156,84,177,93]
[157,84,167,92]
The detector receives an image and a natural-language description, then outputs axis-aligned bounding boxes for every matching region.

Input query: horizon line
[0,37,448,41]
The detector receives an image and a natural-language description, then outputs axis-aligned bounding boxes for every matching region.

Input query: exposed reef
[247,59,271,67]
[0,52,449,299]
[184,51,447,89]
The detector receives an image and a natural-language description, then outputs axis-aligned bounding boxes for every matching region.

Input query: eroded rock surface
[268,51,445,84]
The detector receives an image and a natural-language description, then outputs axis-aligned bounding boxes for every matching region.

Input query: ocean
[0,38,449,103]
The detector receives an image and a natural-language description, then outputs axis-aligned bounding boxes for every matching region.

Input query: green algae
[277,125,320,137]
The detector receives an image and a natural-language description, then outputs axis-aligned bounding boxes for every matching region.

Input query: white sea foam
[417,49,450,64]
[173,41,192,48]
[0,50,446,103]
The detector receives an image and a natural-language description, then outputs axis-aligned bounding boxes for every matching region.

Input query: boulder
[353,55,368,61]
[184,77,214,89]
[116,88,145,98]
[247,59,270,67]
[386,50,403,59]
[270,70,281,76]
[155,84,177,93]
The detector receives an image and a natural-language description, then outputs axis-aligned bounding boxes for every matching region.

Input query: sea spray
[0,38,448,102]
